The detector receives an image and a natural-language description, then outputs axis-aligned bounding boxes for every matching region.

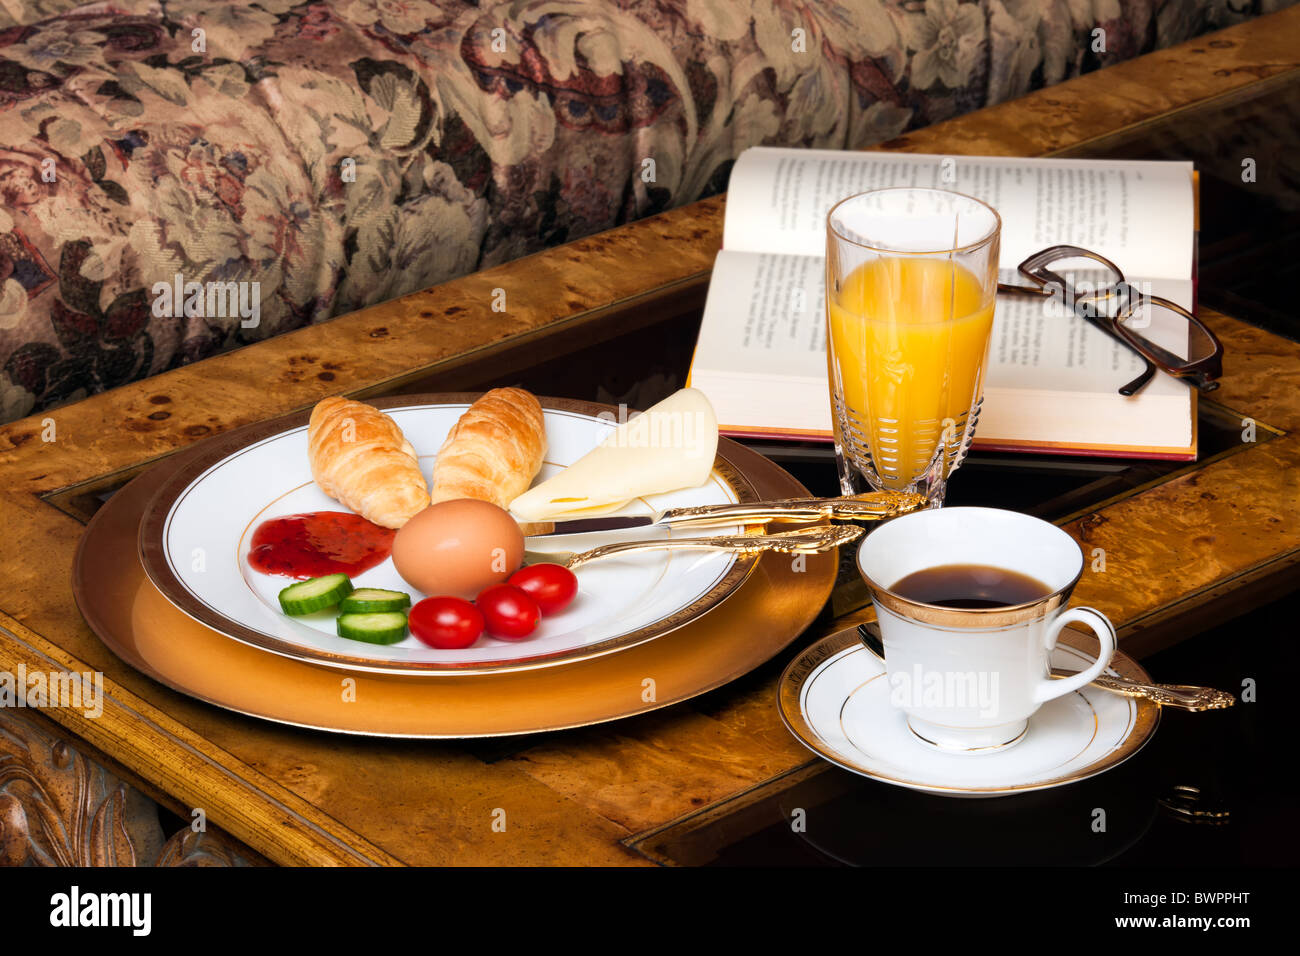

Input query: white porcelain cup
[857,507,1116,754]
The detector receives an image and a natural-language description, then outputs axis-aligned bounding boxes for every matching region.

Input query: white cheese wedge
[510,388,719,520]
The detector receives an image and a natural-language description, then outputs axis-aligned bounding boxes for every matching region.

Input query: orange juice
[828,256,995,489]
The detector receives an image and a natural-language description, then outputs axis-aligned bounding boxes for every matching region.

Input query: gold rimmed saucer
[779,625,1160,797]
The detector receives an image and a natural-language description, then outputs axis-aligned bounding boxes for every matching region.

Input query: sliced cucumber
[339,588,411,614]
[278,574,353,615]
[337,612,408,645]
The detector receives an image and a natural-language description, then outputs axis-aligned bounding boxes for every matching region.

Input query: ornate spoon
[524,490,927,537]
[528,525,864,570]
[855,624,1234,712]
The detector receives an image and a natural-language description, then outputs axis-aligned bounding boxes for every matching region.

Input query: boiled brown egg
[391,499,524,599]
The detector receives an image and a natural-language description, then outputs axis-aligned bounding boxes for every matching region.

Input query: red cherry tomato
[508,564,578,615]
[476,584,540,640]
[409,596,484,649]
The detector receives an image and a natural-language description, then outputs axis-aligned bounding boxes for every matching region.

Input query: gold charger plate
[74,429,836,737]
[135,394,763,676]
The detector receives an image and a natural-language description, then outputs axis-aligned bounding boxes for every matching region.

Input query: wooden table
[3,9,1298,867]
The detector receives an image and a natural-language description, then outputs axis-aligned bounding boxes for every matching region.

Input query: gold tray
[73,418,837,737]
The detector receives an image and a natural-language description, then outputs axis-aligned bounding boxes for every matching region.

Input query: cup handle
[1032,607,1117,704]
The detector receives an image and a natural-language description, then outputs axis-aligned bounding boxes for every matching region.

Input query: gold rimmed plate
[779,625,1160,798]
[136,395,763,676]
[74,435,837,737]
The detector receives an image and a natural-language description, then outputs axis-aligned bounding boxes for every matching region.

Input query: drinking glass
[826,188,1001,506]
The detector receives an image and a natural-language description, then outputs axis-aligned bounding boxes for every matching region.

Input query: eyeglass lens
[1041,256,1213,369]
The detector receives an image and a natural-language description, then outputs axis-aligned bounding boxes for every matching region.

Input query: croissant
[307,397,430,529]
[430,388,546,509]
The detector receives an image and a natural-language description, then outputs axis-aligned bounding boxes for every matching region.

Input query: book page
[722,147,1193,281]
[694,251,826,378]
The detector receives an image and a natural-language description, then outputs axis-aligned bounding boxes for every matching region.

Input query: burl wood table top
[2,9,1298,866]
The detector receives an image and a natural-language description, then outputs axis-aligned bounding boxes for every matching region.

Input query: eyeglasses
[997,245,1223,396]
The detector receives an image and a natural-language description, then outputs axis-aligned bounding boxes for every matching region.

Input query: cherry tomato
[409,596,484,649]
[508,564,578,615]
[476,584,540,640]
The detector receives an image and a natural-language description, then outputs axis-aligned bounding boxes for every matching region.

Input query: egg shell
[391,499,524,599]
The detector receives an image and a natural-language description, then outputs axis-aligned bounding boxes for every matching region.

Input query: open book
[688,148,1198,459]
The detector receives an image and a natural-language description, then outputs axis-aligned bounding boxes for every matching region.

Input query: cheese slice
[510,389,719,521]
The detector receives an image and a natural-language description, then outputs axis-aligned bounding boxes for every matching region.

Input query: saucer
[778,625,1160,798]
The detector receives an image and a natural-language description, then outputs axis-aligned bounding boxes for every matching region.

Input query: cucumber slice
[337,612,408,645]
[278,574,353,615]
[339,588,411,614]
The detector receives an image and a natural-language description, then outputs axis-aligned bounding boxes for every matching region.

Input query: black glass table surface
[619,591,1293,866]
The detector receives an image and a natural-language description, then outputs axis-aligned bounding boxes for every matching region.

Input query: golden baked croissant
[307,397,430,528]
[430,388,546,509]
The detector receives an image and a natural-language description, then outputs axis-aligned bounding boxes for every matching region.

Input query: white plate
[779,626,1160,797]
[139,396,761,676]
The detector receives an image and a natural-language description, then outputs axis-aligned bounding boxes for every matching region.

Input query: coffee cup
[857,507,1116,753]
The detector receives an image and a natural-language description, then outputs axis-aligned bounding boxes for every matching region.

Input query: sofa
[1,0,1291,423]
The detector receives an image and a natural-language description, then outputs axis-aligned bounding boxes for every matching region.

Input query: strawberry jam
[247,512,395,579]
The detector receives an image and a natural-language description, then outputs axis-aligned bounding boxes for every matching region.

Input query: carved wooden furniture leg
[0,708,258,867]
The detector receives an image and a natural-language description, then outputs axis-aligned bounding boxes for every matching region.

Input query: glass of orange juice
[826,188,1000,506]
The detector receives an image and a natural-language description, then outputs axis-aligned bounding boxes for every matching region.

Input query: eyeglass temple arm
[997,281,1051,296]
[1117,361,1157,397]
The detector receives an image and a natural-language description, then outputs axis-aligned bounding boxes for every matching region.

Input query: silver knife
[521,491,926,537]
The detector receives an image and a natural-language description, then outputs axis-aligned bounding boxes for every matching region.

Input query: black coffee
[891,564,1052,609]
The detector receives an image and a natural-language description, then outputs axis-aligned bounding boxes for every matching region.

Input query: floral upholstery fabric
[0,0,1290,422]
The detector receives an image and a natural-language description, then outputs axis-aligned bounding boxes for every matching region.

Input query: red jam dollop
[248,511,395,579]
